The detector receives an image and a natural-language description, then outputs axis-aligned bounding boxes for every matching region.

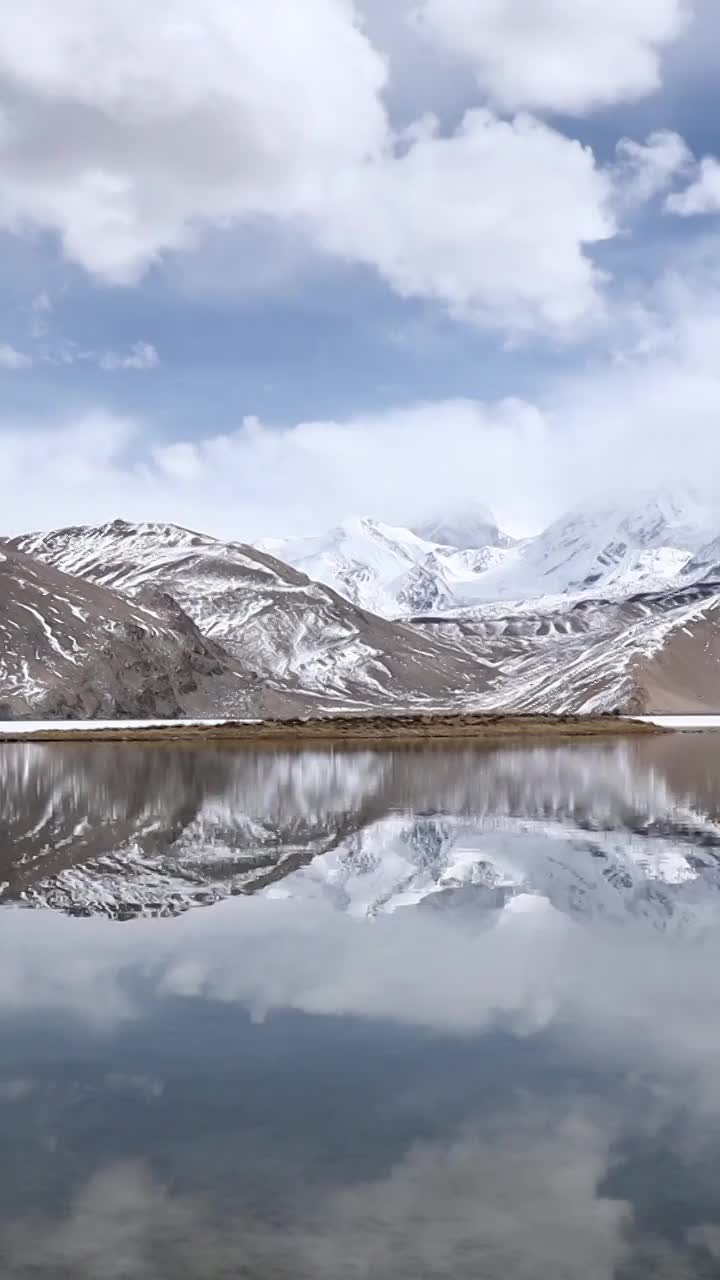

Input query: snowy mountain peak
[6,505,720,719]
[327,516,435,556]
[253,491,720,618]
[441,489,720,608]
[257,513,514,616]
[550,489,717,553]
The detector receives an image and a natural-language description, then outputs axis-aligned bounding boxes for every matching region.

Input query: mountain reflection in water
[2,734,720,923]
[2,735,720,1277]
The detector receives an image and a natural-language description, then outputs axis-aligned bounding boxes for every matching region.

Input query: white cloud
[97,342,159,371]
[317,110,615,334]
[0,343,32,370]
[0,1,624,336]
[0,0,388,284]
[667,155,720,214]
[32,339,160,372]
[29,290,52,337]
[413,0,690,113]
[0,248,719,538]
[614,130,693,206]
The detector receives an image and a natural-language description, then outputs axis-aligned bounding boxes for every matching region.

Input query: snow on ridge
[254,492,720,621]
[256,513,516,617]
[6,495,720,720]
[15,492,720,629]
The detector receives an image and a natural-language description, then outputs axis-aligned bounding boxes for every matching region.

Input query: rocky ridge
[3,521,486,716]
[0,544,292,721]
[4,492,720,718]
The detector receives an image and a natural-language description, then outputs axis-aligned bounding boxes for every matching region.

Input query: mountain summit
[461,490,718,605]
[259,512,514,616]
[4,492,720,720]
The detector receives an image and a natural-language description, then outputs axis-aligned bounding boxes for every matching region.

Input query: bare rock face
[0,545,291,720]
[413,580,720,715]
[6,520,487,709]
[5,509,720,719]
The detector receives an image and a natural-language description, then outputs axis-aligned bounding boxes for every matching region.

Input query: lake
[2,734,720,1277]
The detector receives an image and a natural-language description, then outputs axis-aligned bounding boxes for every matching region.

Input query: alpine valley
[3,489,720,719]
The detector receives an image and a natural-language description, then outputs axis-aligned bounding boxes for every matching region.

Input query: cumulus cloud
[0,0,386,290]
[0,400,554,538]
[0,241,718,537]
[0,344,32,370]
[0,370,706,540]
[667,155,720,214]
[0,0,387,280]
[30,339,160,372]
[614,130,693,205]
[316,109,614,334]
[0,1,630,336]
[413,0,690,114]
[96,342,159,372]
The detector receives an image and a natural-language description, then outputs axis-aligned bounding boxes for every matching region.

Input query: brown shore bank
[0,712,665,746]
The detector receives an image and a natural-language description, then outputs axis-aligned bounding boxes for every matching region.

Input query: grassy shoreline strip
[0,712,664,745]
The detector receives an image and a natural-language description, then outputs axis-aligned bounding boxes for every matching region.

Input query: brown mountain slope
[0,545,297,720]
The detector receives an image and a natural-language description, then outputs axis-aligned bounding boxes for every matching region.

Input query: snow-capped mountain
[684,532,720,585]
[0,543,279,721]
[5,520,485,713]
[258,517,450,615]
[274,813,719,931]
[258,514,514,617]
[6,500,720,718]
[257,493,720,620]
[458,491,719,608]
[421,580,720,715]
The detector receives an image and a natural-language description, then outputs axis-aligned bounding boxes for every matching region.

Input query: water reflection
[2,736,720,923]
[3,736,720,1276]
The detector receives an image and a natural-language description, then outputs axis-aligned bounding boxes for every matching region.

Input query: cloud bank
[2,250,720,540]
[0,0,699,339]
[0,2,717,540]
[413,0,689,113]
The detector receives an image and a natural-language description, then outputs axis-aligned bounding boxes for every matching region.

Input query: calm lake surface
[3,734,720,1277]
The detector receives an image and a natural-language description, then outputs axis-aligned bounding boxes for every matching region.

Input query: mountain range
[261,492,720,617]
[2,489,720,718]
[2,520,482,717]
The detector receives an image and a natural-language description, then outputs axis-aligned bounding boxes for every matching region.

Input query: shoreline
[0,712,666,745]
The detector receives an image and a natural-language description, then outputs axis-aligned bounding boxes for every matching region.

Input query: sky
[1,0,720,539]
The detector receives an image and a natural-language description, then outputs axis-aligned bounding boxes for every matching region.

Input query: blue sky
[1,0,720,539]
